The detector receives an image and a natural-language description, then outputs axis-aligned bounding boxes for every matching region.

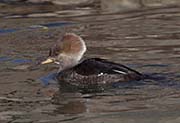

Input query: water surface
[0,2,180,123]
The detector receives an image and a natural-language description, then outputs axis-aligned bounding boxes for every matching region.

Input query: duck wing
[74,58,142,76]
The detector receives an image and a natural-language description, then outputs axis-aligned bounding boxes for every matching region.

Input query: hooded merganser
[41,33,143,91]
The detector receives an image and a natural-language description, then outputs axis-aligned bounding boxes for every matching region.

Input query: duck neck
[57,54,79,73]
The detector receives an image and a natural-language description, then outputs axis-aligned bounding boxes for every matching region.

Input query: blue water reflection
[11,59,32,64]
[0,56,32,64]
[0,21,74,34]
[0,56,11,62]
[39,72,58,86]
[0,28,19,34]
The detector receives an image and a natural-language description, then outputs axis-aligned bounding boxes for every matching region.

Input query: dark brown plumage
[57,58,143,92]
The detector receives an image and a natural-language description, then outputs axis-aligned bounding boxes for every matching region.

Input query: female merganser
[41,33,143,92]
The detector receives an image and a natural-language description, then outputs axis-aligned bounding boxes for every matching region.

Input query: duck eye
[49,48,53,56]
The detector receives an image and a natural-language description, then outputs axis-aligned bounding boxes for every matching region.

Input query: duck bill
[41,58,54,64]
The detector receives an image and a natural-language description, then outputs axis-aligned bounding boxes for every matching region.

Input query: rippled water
[0,3,180,123]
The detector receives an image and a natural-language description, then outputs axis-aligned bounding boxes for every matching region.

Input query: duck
[41,33,144,92]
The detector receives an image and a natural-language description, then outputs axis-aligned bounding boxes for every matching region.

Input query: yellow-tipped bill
[41,58,54,64]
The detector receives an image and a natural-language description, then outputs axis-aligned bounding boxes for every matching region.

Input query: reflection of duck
[42,33,143,91]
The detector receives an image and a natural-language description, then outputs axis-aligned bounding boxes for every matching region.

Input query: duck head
[41,33,86,72]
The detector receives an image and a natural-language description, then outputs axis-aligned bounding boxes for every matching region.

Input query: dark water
[0,2,180,123]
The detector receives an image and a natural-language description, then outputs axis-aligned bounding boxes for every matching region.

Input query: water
[0,2,180,123]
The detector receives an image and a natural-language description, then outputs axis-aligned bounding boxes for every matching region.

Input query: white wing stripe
[113,69,127,74]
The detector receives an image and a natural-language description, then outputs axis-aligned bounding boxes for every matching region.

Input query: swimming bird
[41,33,143,92]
